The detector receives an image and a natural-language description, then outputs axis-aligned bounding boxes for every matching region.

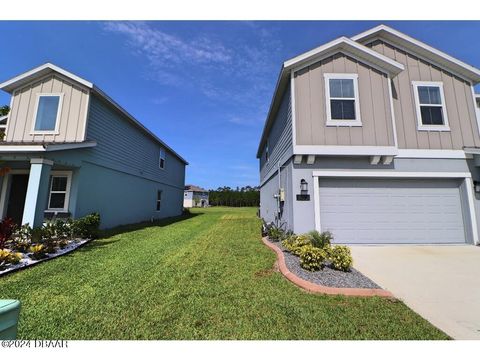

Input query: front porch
[0,158,74,227]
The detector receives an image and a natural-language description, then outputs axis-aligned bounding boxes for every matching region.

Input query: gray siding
[85,94,185,190]
[260,84,293,182]
[369,40,480,150]
[293,53,395,147]
[260,159,293,231]
[6,74,89,143]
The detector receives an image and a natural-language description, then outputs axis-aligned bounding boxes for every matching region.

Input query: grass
[0,207,449,340]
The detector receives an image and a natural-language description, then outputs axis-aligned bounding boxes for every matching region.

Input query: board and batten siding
[260,84,293,182]
[293,53,395,147]
[368,40,480,150]
[85,94,185,190]
[5,74,89,143]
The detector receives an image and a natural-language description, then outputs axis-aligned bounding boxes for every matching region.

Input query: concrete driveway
[350,245,480,340]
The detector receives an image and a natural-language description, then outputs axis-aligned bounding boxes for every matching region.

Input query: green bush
[40,222,57,253]
[0,249,22,270]
[299,245,327,271]
[308,230,333,249]
[267,226,285,242]
[11,224,32,253]
[73,213,101,239]
[329,245,353,272]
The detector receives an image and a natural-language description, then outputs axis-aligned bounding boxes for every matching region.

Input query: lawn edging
[262,237,394,298]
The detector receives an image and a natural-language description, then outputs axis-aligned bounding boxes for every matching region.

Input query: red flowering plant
[0,218,16,249]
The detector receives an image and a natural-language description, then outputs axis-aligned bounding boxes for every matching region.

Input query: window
[159,148,166,169]
[412,81,449,131]
[33,94,62,133]
[156,190,162,211]
[47,172,71,212]
[324,74,361,126]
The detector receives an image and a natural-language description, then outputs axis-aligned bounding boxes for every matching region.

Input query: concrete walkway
[350,245,480,340]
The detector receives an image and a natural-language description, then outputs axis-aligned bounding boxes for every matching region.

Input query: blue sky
[1,21,479,189]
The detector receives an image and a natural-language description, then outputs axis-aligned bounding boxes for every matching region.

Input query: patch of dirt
[254,267,275,277]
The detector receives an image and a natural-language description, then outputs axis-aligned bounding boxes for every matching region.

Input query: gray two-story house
[0,63,187,229]
[258,25,480,245]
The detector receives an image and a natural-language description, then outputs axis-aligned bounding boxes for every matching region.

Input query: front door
[6,174,29,225]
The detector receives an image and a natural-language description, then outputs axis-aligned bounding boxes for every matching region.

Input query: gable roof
[256,36,405,158]
[0,63,188,165]
[351,24,480,84]
[185,185,208,192]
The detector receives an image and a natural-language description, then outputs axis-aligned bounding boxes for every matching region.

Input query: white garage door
[319,178,467,244]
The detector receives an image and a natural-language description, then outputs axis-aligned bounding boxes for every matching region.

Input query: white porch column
[22,158,53,227]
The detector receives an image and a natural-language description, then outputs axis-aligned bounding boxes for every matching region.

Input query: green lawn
[0,207,448,339]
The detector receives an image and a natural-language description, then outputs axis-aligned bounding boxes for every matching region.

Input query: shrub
[308,230,333,249]
[57,238,69,249]
[73,213,101,239]
[329,245,353,272]
[299,245,327,271]
[267,225,285,242]
[0,218,16,249]
[11,224,32,253]
[29,244,48,260]
[40,222,57,253]
[0,249,22,270]
[283,234,312,256]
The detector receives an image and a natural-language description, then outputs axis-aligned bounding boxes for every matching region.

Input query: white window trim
[412,81,450,131]
[324,73,362,127]
[30,93,64,135]
[45,171,72,212]
[159,148,166,170]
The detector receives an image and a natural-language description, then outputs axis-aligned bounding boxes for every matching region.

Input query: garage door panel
[319,178,466,244]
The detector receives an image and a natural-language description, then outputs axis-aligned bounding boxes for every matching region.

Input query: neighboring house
[0,63,187,229]
[257,25,480,245]
[183,185,209,208]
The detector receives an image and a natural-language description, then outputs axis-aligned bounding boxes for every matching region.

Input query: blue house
[0,63,187,229]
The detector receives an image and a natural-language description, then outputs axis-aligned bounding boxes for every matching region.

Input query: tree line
[208,186,260,207]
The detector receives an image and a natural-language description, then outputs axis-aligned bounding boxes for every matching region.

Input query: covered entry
[315,174,475,244]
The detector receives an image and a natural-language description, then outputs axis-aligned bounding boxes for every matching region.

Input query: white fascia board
[0,63,93,93]
[352,25,480,84]
[284,36,404,76]
[294,145,399,156]
[45,141,97,152]
[312,170,471,179]
[0,145,46,152]
[397,149,469,159]
[0,141,97,153]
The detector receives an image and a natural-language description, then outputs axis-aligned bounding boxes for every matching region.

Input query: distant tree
[0,105,9,116]
[208,185,260,207]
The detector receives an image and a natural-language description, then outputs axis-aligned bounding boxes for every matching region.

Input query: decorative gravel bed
[269,239,380,289]
[0,238,91,277]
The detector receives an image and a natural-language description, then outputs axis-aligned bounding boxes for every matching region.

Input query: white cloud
[104,22,232,67]
[104,21,282,127]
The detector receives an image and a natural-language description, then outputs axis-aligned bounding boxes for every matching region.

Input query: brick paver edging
[262,237,394,297]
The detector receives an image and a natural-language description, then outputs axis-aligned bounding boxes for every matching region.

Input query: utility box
[0,299,21,339]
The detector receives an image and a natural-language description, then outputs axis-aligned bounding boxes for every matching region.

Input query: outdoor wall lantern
[300,179,308,194]
[297,179,310,201]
